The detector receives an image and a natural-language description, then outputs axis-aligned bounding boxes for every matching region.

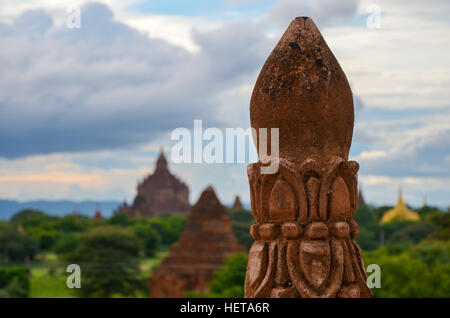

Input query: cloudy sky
[0,0,449,208]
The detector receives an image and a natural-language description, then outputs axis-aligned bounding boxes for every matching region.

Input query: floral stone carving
[244,17,373,298]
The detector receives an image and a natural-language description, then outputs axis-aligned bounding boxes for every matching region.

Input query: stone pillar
[244,17,373,298]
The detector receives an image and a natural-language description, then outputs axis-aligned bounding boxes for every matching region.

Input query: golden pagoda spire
[398,186,403,205]
[380,187,420,224]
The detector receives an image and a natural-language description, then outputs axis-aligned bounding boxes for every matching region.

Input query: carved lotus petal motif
[269,177,297,221]
[245,241,268,291]
[329,176,351,220]
[300,241,331,290]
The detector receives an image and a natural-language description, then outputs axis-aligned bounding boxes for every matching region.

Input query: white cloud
[359,174,449,207]
[358,150,386,160]
[0,0,449,207]
[0,149,154,201]
[355,129,450,178]
[0,3,272,158]
[268,0,360,28]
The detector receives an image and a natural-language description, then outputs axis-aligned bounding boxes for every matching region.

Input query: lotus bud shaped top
[250,17,354,167]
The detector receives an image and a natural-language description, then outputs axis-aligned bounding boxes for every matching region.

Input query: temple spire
[149,185,245,297]
[398,186,403,204]
[358,187,366,206]
[232,195,244,209]
[381,187,419,224]
[156,147,168,171]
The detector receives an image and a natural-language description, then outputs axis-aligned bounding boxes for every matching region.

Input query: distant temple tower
[423,195,428,208]
[149,186,245,297]
[357,188,366,206]
[380,188,420,224]
[117,148,190,217]
[93,209,103,221]
[17,222,24,236]
[232,195,244,209]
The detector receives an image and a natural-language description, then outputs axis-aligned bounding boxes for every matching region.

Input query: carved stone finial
[245,17,373,298]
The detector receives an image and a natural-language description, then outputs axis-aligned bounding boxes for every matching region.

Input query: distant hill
[0,199,122,220]
[0,199,251,221]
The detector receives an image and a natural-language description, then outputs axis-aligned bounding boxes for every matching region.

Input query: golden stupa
[380,188,420,224]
